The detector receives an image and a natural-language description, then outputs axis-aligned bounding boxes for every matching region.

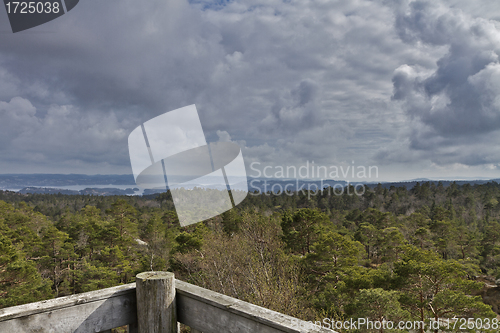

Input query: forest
[1,181,500,332]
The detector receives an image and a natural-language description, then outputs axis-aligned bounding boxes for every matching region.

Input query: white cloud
[216,130,232,142]
[385,0,500,168]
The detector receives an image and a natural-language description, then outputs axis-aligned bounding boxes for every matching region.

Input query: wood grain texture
[176,280,335,333]
[0,283,137,332]
[136,271,176,333]
[0,276,335,333]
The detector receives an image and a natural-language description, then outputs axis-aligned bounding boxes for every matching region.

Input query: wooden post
[128,322,139,333]
[136,272,177,333]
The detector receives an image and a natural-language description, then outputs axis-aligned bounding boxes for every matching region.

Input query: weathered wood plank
[0,278,335,333]
[175,280,336,333]
[129,322,139,333]
[136,271,176,333]
[0,283,137,333]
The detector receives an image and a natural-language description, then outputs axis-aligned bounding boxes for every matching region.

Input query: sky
[1,0,500,182]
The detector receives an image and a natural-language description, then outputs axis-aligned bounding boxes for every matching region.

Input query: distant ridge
[17,187,139,196]
[0,174,136,189]
[364,179,500,190]
[1,174,500,195]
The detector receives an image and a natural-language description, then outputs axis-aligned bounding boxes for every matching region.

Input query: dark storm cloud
[1,0,500,179]
[0,0,224,113]
[0,0,229,173]
[0,0,431,176]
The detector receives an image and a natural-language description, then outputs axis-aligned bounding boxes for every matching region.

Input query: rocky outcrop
[474,276,500,315]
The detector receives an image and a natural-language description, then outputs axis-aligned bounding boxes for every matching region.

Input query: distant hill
[1,174,500,195]
[0,174,135,189]
[17,187,139,196]
[364,179,500,190]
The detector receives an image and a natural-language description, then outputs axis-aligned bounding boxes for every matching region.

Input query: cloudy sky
[1,0,500,182]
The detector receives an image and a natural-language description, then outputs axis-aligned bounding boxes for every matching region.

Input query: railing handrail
[0,276,335,333]
[0,283,136,322]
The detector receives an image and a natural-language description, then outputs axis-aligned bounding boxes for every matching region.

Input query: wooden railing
[0,272,335,333]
